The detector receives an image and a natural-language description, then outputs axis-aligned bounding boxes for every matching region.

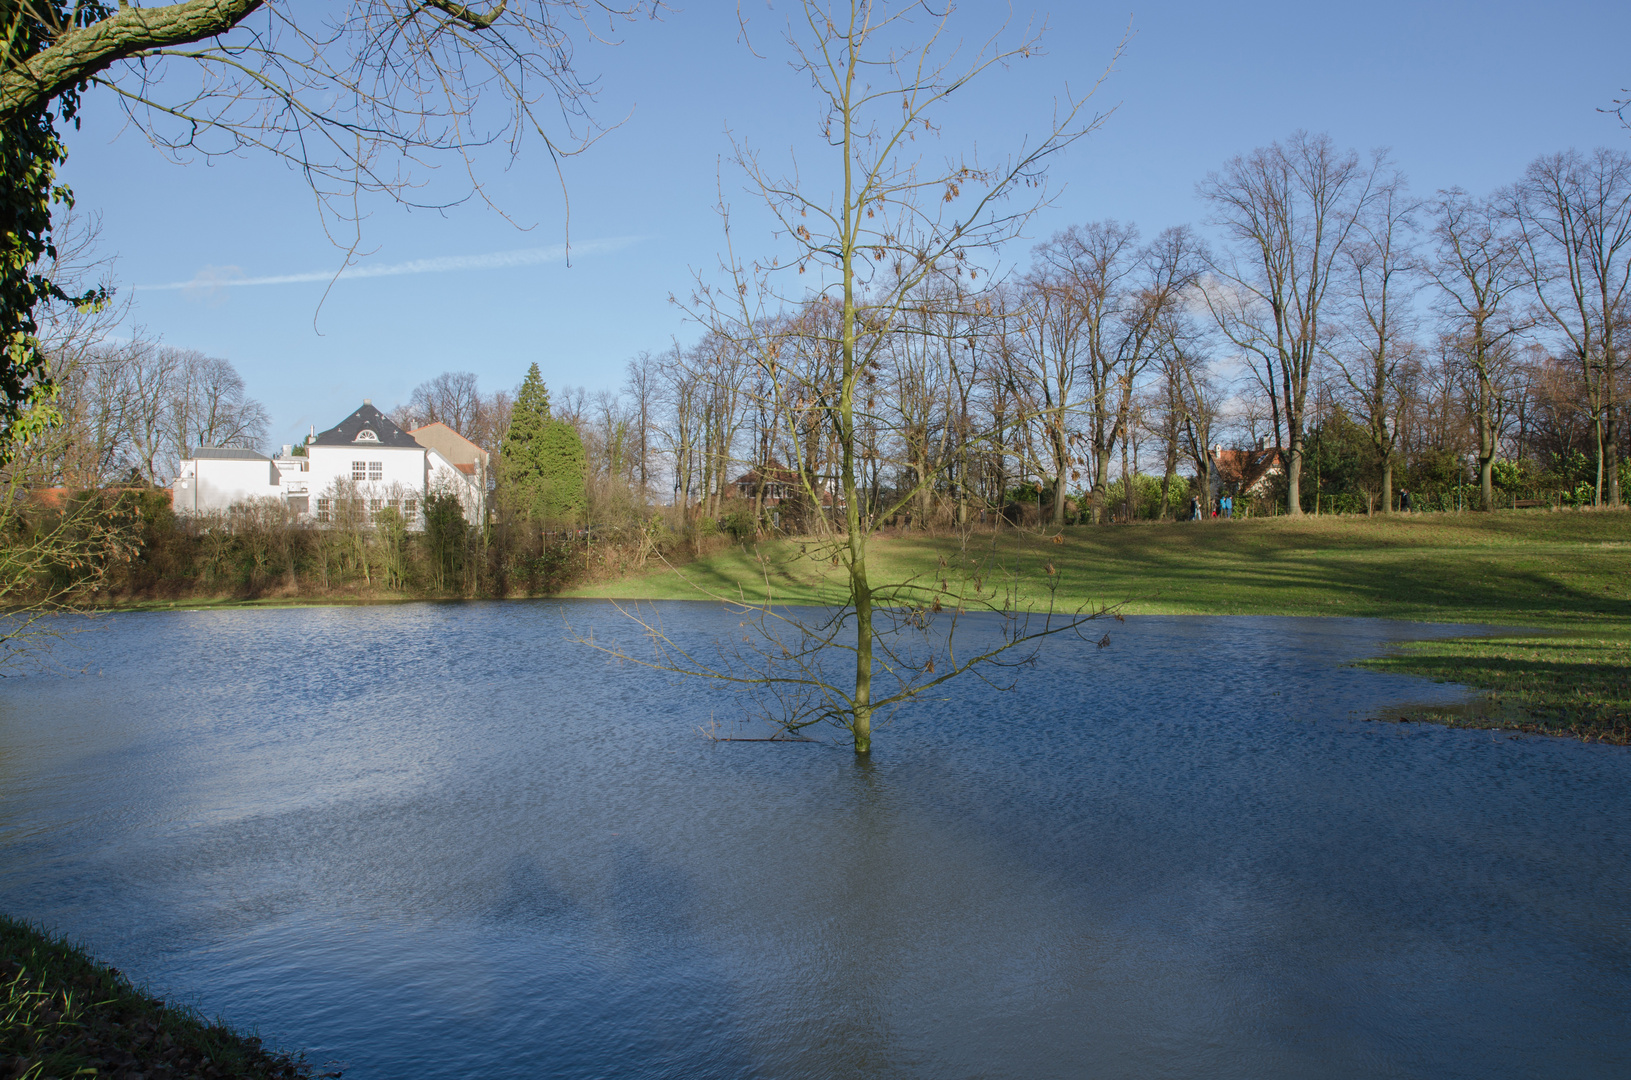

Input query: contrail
[137,236,641,291]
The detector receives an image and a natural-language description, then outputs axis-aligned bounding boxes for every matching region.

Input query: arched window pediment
[354,428,380,443]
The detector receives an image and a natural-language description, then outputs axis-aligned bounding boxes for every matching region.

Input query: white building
[172,401,486,528]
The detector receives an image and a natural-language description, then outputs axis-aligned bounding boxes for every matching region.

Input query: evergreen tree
[500,363,552,516]
[537,418,588,522]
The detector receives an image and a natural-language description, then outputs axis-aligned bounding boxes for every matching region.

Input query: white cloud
[136,236,642,295]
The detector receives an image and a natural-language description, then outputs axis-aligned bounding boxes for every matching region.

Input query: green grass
[569,509,1631,742]
[2,914,327,1079]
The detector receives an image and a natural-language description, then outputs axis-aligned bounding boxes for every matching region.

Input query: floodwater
[0,604,1626,1079]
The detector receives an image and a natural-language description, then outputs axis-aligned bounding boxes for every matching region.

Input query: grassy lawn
[1,914,326,1079]
[569,509,1631,743]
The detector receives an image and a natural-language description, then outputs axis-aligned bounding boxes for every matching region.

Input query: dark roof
[192,446,268,460]
[311,403,421,448]
[731,460,801,486]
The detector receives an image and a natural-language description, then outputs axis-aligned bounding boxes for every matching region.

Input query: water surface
[0,604,1626,1079]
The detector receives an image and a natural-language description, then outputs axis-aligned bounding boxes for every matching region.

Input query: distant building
[170,447,282,516]
[172,402,485,528]
[732,461,802,504]
[729,461,843,514]
[1211,436,1285,499]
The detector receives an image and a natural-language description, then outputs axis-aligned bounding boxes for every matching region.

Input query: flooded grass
[1364,633,1631,743]
[1,915,327,1079]
[574,510,1631,742]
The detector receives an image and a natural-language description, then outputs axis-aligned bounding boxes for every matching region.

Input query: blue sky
[60,0,1631,447]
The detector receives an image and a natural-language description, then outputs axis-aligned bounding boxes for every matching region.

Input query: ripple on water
[0,604,1627,1080]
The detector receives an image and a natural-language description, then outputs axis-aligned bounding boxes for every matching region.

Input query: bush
[718,509,757,541]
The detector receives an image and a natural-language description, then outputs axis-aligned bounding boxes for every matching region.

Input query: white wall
[427,449,484,525]
[176,444,484,528]
[173,458,280,516]
[307,444,427,522]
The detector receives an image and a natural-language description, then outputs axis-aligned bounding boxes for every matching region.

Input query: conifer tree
[500,363,551,516]
[501,364,586,522]
[537,418,588,522]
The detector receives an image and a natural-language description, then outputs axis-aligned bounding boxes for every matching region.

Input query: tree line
[553,135,1630,533]
[7,136,1626,582]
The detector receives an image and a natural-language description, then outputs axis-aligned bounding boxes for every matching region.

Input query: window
[368,498,383,513]
[404,498,418,517]
[288,495,309,515]
[316,497,332,522]
[368,461,383,481]
[386,499,400,512]
[352,461,367,481]
[354,428,379,442]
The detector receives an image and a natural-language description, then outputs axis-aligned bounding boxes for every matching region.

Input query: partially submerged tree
[587,0,1123,755]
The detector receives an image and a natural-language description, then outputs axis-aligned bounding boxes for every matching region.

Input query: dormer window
[354,428,379,443]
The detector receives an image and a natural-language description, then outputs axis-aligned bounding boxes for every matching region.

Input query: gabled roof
[312,402,421,448]
[1214,446,1284,491]
[192,446,269,460]
[410,421,488,467]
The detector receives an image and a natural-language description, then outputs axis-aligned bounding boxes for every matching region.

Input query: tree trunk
[1478,366,1496,511]
[1607,350,1621,506]
[1286,436,1304,516]
[1092,453,1110,524]
[1594,415,1607,507]
[849,550,873,754]
[1122,428,1134,522]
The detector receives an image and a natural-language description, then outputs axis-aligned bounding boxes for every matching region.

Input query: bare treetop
[3,1,657,234]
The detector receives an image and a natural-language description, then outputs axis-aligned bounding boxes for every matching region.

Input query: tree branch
[1,0,263,122]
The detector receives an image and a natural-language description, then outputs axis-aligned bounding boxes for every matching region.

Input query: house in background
[173,401,485,527]
[732,461,801,504]
[171,447,284,516]
[1211,436,1285,500]
[409,421,491,523]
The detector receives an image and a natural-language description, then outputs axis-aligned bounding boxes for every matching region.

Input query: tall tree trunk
[1092,451,1111,525]
[1050,425,1068,528]
[841,246,872,755]
[1286,437,1304,515]
[1478,365,1496,511]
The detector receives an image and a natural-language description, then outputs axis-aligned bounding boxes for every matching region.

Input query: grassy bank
[1,915,327,1079]
[569,510,1631,743]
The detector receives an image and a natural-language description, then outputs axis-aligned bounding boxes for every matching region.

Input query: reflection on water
[0,604,1627,1079]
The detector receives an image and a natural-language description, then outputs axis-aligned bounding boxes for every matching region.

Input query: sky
[57,0,1631,450]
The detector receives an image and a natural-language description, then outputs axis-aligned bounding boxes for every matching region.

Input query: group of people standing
[1187,495,1235,520]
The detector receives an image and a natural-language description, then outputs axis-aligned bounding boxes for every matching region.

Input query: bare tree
[1510,149,1631,506]
[622,0,1121,755]
[623,351,658,495]
[8,212,133,488]
[396,372,483,434]
[169,350,269,461]
[1199,132,1383,514]
[1331,171,1420,511]
[2,2,653,218]
[1010,258,1090,528]
[1427,187,1529,510]
[1,2,652,441]
[1173,330,1222,515]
